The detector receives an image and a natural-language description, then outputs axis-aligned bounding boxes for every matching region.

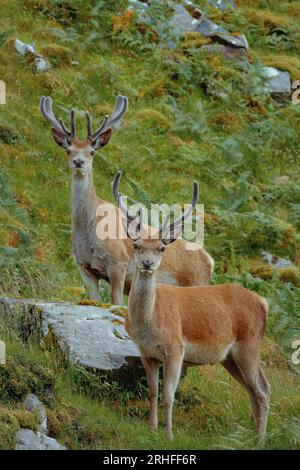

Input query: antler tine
[40,96,61,131]
[40,96,75,139]
[112,171,135,223]
[85,111,92,139]
[90,95,128,141]
[59,118,70,135]
[160,181,199,238]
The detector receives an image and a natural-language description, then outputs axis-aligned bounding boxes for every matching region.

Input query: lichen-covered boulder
[0,298,141,380]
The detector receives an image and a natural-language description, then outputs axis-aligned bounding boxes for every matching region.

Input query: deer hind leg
[108,267,126,305]
[222,353,258,424]
[232,345,270,437]
[78,265,100,301]
[162,345,184,439]
[141,356,160,430]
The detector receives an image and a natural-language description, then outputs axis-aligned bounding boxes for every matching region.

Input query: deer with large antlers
[40,96,213,304]
[113,173,270,438]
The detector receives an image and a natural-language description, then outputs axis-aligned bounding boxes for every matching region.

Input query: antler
[112,171,136,223]
[86,95,128,142]
[160,182,199,241]
[40,96,76,140]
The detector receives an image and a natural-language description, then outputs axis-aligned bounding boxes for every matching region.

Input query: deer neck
[128,268,157,330]
[71,167,97,233]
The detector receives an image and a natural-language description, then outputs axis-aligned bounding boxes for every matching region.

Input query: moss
[40,45,73,67]
[112,10,135,34]
[180,32,212,50]
[250,263,300,286]
[77,300,113,308]
[0,406,19,449]
[0,405,39,449]
[0,125,20,145]
[256,53,300,81]
[139,78,174,98]
[135,109,172,132]
[285,1,300,19]
[0,355,54,403]
[209,111,245,132]
[46,408,73,437]
[110,306,127,317]
[244,8,293,29]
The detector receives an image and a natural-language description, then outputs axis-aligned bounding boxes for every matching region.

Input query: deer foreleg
[77,264,100,301]
[141,356,160,430]
[163,345,184,439]
[108,266,126,305]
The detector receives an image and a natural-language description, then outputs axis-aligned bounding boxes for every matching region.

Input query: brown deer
[40,96,213,304]
[113,173,271,438]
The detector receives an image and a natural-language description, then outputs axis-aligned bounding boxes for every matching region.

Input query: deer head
[112,171,199,274]
[40,95,128,177]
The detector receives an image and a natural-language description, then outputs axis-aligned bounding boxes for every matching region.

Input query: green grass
[0,313,299,450]
[0,0,300,449]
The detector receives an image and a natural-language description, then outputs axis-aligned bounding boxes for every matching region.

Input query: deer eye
[90,150,95,156]
[66,149,71,155]
[160,245,166,252]
[133,242,140,250]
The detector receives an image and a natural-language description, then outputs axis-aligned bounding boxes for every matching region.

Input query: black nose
[74,159,84,168]
[142,260,153,269]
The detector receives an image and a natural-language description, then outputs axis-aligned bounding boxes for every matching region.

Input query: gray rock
[202,43,248,62]
[195,17,226,36]
[195,17,248,51]
[40,302,140,371]
[24,394,47,433]
[16,429,66,451]
[168,3,199,36]
[14,38,51,73]
[262,67,291,95]
[128,0,149,14]
[15,39,36,55]
[210,33,249,49]
[0,298,141,375]
[208,0,236,11]
[261,251,294,268]
[34,56,51,73]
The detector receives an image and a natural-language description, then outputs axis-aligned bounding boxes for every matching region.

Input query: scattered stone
[16,429,66,451]
[14,38,51,73]
[261,251,294,268]
[14,39,36,55]
[262,67,291,96]
[24,394,47,433]
[210,33,249,49]
[34,56,51,72]
[127,0,149,14]
[202,43,248,62]
[208,0,236,11]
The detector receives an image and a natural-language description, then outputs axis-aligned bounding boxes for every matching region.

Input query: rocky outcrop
[0,298,141,378]
[127,1,291,97]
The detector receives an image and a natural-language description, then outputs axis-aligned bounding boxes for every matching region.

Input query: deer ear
[91,129,112,150]
[51,128,70,149]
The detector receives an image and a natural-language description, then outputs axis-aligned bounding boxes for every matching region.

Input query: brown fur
[126,240,271,438]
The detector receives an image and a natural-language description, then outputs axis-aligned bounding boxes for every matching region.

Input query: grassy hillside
[0,0,300,449]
